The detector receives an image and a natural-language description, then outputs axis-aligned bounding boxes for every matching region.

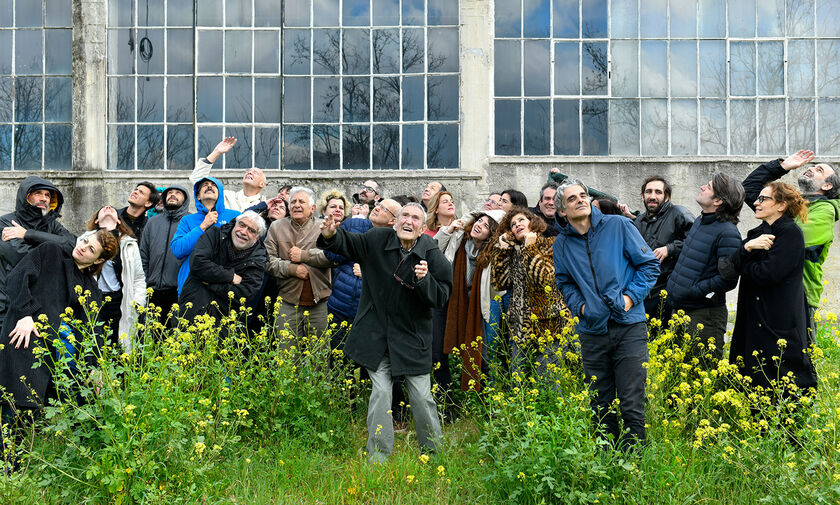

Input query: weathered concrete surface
[72,0,107,172]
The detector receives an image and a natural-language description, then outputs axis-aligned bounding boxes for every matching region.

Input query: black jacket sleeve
[742,159,786,212]
[189,228,235,285]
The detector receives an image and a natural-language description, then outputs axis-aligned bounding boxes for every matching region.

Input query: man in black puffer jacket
[666,173,744,367]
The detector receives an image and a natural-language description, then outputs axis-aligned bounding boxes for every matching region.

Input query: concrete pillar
[72,0,107,172]
[459,0,493,183]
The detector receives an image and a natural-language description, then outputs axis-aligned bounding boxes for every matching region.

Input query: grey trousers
[365,355,443,463]
[275,299,329,349]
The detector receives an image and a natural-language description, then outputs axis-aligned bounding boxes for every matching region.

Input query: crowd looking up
[0,140,835,464]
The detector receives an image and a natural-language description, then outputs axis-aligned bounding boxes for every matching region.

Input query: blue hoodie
[170,177,240,294]
[552,206,660,335]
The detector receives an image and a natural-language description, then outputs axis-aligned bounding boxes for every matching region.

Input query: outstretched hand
[320,215,339,238]
[214,137,237,155]
[781,150,815,171]
[9,316,38,349]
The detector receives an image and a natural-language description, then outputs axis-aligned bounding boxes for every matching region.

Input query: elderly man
[420,181,446,210]
[352,179,382,208]
[190,137,267,211]
[264,186,333,344]
[318,202,452,463]
[743,149,840,342]
[179,211,267,322]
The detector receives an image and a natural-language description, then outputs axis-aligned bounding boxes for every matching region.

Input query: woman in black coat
[720,181,818,393]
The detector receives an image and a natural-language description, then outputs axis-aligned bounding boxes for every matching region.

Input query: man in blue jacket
[553,179,659,449]
[170,177,240,295]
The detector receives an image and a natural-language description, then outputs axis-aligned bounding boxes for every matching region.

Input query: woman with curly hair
[490,207,571,378]
[319,189,349,224]
[424,191,457,237]
[720,181,818,393]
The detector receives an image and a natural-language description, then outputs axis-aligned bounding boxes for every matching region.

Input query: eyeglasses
[756,195,776,204]
[375,203,396,219]
[360,185,378,194]
[392,254,415,290]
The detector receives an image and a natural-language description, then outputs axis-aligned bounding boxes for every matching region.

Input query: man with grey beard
[743,149,840,343]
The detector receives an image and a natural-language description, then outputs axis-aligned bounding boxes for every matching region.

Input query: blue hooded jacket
[553,206,660,335]
[170,177,240,294]
[324,218,373,319]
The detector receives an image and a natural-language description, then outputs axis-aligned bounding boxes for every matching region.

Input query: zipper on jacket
[585,233,602,298]
[157,219,173,287]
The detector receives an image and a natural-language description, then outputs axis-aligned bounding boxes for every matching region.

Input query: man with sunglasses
[318,202,452,463]
[352,179,382,209]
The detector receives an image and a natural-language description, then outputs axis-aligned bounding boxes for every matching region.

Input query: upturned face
[484,194,501,210]
[394,206,425,241]
[499,193,514,211]
[267,197,286,220]
[753,187,785,223]
[165,189,186,207]
[289,191,314,223]
[510,213,531,242]
[470,215,492,241]
[370,200,399,226]
[96,206,120,230]
[695,180,716,209]
[242,168,266,188]
[129,185,152,207]
[421,181,442,202]
[197,180,219,206]
[436,194,456,218]
[643,180,667,214]
[558,185,591,221]
[358,180,379,203]
[325,198,345,222]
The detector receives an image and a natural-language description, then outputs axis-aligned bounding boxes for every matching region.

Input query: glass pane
[108,29,134,74]
[225,30,252,73]
[428,75,457,120]
[671,99,698,155]
[373,76,399,121]
[0,31,10,73]
[44,77,71,122]
[226,0,251,27]
[699,40,725,97]
[759,99,785,155]
[284,29,310,75]
[495,99,521,155]
[729,0,755,37]
[15,77,42,122]
[137,125,164,170]
[372,124,399,168]
[699,99,727,154]
[610,41,637,97]
[137,30,164,75]
[496,0,522,37]
[254,0,283,25]
[372,29,400,73]
[16,30,42,75]
[255,127,279,168]
[225,77,252,122]
[788,99,815,150]
[640,41,666,97]
[641,99,667,155]
[553,0,578,37]
[641,0,667,38]
[312,125,338,169]
[553,99,579,154]
[313,29,340,74]
[402,28,424,73]
[787,0,815,37]
[197,126,223,158]
[168,2,195,26]
[108,0,132,27]
[137,77,163,122]
[198,30,223,73]
[109,124,134,170]
[110,76,134,122]
[343,77,370,122]
[555,42,580,95]
[343,0,371,26]
[611,0,638,37]
[197,76,223,122]
[582,42,607,95]
[14,125,40,168]
[817,40,840,97]
[0,78,11,121]
[817,0,840,36]
[524,40,550,97]
[428,123,458,168]
[44,124,71,170]
[403,0,424,26]
[730,41,756,97]
[670,41,697,97]
[788,39,814,97]
[699,0,725,37]
[523,0,550,38]
[524,100,550,155]
[167,29,194,74]
[373,0,400,25]
[344,29,370,74]
[45,29,72,75]
[314,0,340,26]
[254,78,281,122]
[581,99,608,154]
[757,42,784,95]
[428,28,458,73]
[670,0,697,38]
[0,125,9,170]
[495,40,520,97]
[285,125,312,170]
[17,1,42,27]
[819,99,840,154]
[166,125,195,170]
[757,0,784,36]
[285,0,311,26]
[224,126,252,168]
[343,125,370,169]
[254,31,279,73]
[730,100,756,154]
[197,0,222,26]
[401,124,423,168]
[609,99,640,155]
[582,0,607,38]
[429,0,458,25]
[402,75,424,120]
[167,77,193,122]
[313,77,340,122]
[137,0,164,25]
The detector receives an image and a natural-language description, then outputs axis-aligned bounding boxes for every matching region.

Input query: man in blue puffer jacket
[553,179,659,450]
[171,177,240,295]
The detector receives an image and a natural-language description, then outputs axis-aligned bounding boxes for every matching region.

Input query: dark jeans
[148,287,179,329]
[579,321,648,448]
[100,291,123,349]
[683,305,728,368]
[807,305,817,347]
[431,302,452,396]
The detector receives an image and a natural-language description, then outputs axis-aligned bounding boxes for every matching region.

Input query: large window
[106,0,460,170]
[0,0,73,170]
[494,0,840,156]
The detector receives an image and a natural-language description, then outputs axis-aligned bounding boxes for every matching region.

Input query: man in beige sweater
[190,137,267,211]
[264,186,333,346]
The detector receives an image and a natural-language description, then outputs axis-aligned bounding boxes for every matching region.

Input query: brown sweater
[264,217,334,305]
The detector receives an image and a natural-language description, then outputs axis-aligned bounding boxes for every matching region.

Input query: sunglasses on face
[756,195,776,204]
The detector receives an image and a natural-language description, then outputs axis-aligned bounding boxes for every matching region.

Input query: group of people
[0,136,836,464]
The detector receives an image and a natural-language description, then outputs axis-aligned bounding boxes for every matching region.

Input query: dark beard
[164,202,181,210]
[797,174,819,194]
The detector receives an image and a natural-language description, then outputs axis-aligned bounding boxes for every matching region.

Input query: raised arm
[189,137,237,184]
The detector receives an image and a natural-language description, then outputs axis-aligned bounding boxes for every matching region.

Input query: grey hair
[554,178,590,211]
[823,169,840,199]
[235,210,267,237]
[289,186,316,206]
[399,202,427,222]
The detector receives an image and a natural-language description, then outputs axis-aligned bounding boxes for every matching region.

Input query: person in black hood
[139,185,191,325]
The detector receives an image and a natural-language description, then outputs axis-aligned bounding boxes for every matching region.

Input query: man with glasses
[318,202,452,463]
[352,179,382,209]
